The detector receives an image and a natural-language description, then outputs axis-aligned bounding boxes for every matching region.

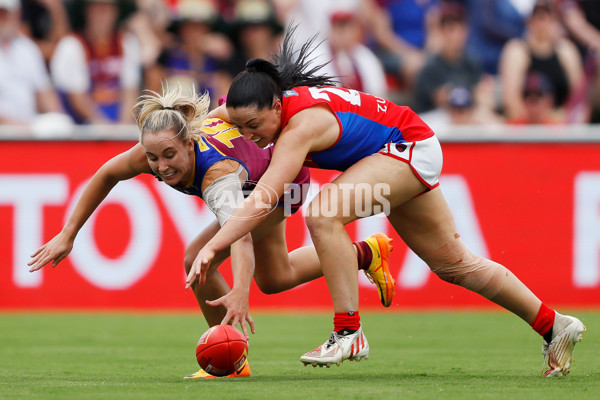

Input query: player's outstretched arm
[188,167,257,336]
[206,233,256,338]
[28,144,150,272]
[28,230,75,272]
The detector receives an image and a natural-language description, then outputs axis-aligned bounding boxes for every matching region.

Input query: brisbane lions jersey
[280,86,434,171]
[151,118,273,198]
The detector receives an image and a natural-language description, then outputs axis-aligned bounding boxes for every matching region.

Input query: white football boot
[541,314,586,377]
[300,325,369,367]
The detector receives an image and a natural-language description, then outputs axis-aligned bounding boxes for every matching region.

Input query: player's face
[142,130,194,186]
[227,100,282,148]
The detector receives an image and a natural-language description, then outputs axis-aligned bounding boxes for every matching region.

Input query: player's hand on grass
[185,246,216,289]
[28,232,74,272]
[206,288,255,338]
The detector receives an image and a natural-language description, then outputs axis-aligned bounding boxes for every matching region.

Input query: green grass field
[1,311,597,400]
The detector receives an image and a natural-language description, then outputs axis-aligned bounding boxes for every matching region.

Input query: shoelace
[325,333,340,349]
[325,332,352,350]
[541,342,550,375]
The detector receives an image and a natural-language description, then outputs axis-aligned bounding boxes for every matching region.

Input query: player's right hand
[186,245,216,289]
[206,287,255,338]
[28,232,74,272]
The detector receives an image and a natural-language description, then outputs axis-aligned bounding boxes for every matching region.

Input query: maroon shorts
[277,166,310,214]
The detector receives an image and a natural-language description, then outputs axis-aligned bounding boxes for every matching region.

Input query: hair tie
[163,106,174,110]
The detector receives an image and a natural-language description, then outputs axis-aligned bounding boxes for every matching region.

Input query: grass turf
[0,311,597,399]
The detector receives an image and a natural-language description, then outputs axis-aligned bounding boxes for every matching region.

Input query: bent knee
[254,277,284,295]
[305,213,326,232]
[305,213,345,238]
[184,248,228,274]
[183,252,195,274]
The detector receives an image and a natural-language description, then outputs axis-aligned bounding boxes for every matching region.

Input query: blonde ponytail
[134,84,211,143]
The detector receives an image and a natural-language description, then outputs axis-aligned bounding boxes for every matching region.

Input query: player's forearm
[229,234,255,293]
[61,168,120,240]
[207,189,276,253]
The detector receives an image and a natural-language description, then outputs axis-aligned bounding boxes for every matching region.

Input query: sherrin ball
[195,325,249,377]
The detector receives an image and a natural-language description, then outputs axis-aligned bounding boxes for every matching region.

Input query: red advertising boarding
[0,140,599,310]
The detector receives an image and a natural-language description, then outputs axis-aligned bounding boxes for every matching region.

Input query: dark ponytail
[226,24,337,110]
[275,25,337,90]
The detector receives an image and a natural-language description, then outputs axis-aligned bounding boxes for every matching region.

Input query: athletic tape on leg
[421,235,510,300]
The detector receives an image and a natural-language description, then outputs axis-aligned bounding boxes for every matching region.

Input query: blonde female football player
[27,85,395,379]
[189,28,585,377]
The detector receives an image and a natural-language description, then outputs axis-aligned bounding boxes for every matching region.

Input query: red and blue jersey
[281,86,434,171]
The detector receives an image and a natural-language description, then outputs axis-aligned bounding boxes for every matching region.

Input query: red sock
[530,303,555,341]
[334,311,360,333]
[353,241,372,270]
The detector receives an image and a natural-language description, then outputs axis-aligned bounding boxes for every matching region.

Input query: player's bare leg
[185,200,397,374]
[388,187,585,376]
[248,208,323,293]
[183,212,390,377]
[184,220,231,325]
[301,154,422,367]
[251,208,395,303]
[388,188,543,321]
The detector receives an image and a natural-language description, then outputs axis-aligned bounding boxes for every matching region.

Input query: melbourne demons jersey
[151,118,273,198]
[281,86,434,171]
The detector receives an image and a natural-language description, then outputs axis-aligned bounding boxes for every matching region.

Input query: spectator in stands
[325,10,388,98]
[558,0,600,55]
[233,0,283,63]
[271,0,363,86]
[272,0,359,47]
[366,0,442,99]
[20,0,71,66]
[420,84,505,132]
[0,0,64,124]
[50,0,141,124]
[215,0,283,94]
[498,0,583,123]
[155,0,232,107]
[445,85,479,125]
[508,71,561,124]
[465,0,528,76]
[413,2,486,114]
[126,0,170,93]
[557,0,600,122]
[448,85,505,125]
[274,0,436,101]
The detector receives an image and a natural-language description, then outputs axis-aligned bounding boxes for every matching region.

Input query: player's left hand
[206,288,255,338]
[185,246,216,289]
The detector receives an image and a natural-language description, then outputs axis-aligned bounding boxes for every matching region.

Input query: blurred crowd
[1,0,599,134]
